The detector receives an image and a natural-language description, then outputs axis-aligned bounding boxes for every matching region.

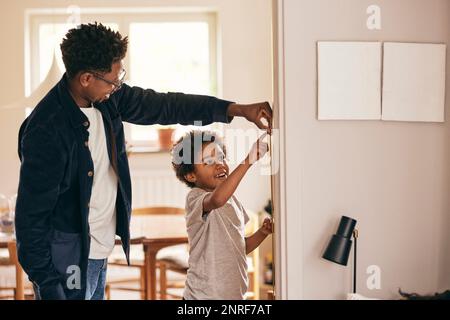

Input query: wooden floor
[109,288,184,300]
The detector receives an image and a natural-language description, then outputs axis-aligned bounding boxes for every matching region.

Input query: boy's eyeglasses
[90,69,126,92]
[203,153,227,166]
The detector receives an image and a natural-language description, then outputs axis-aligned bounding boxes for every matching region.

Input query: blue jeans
[32,258,108,300]
[85,258,108,300]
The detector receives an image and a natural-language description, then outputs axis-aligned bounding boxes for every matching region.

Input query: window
[36,22,119,87]
[27,9,219,150]
[127,20,216,147]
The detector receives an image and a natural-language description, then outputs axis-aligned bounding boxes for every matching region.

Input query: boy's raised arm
[203,133,268,213]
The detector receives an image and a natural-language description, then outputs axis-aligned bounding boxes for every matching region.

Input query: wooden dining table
[0,235,25,300]
[115,236,188,300]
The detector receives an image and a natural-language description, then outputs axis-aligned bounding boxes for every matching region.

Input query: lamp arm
[353,229,358,294]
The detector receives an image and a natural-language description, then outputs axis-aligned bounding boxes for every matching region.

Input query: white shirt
[80,106,118,259]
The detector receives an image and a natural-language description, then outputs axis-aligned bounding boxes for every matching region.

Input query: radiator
[130,170,190,209]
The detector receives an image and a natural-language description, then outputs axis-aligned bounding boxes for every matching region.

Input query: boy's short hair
[171,130,226,188]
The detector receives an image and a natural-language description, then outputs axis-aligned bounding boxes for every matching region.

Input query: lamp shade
[0,52,63,112]
[323,216,357,266]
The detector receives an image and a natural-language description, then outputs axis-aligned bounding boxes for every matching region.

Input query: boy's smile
[215,170,227,180]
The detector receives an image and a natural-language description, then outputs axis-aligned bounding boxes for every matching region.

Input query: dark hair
[171,130,226,188]
[60,22,128,78]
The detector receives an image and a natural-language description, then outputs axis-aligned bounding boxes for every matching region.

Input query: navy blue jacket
[15,74,233,299]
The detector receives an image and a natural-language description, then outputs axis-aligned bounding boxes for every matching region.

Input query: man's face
[83,61,125,103]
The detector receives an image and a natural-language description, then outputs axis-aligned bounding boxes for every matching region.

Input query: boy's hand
[247,133,269,164]
[259,217,273,236]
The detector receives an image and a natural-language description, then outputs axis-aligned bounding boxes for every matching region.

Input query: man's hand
[227,102,273,134]
[247,133,269,164]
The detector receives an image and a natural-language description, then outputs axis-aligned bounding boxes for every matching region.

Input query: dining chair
[106,206,188,299]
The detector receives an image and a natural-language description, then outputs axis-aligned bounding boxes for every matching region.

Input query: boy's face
[186,142,229,192]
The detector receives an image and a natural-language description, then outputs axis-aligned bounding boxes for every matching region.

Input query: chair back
[130,206,187,239]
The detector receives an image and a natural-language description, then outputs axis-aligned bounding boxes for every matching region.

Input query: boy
[172,130,273,300]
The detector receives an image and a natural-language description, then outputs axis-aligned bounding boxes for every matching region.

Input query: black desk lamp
[322,216,358,293]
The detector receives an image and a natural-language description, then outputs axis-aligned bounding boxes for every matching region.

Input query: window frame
[26,8,219,148]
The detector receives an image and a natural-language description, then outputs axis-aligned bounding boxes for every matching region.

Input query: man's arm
[15,126,67,300]
[203,133,268,212]
[114,84,234,126]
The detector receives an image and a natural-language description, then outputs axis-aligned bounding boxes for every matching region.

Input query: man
[15,22,272,300]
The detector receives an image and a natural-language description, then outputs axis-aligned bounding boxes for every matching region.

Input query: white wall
[278,0,450,299]
[0,0,273,214]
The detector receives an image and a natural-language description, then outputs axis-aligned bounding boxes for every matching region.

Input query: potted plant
[155,125,178,151]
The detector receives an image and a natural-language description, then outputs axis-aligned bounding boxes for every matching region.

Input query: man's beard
[96,93,111,103]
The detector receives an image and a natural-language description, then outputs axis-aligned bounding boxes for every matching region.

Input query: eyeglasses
[90,69,126,92]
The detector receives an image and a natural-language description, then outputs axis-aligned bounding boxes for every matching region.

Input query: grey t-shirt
[183,187,250,300]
